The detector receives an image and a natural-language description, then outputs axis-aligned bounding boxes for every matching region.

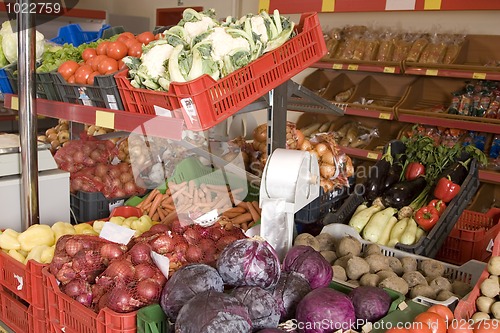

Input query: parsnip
[348,205,383,233]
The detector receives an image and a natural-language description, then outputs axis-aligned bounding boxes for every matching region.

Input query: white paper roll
[264,149,308,202]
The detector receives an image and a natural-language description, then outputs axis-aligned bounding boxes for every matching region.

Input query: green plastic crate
[371,300,428,333]
[137,304,170,333]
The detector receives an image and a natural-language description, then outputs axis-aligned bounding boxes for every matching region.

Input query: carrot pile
[136,180,259,229]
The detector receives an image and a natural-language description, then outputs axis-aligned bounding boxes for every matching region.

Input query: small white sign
[193,209,219,227]
[385,0,416,11]
[99,222,135,245]
[487,239,495,252]
[180,98,198,124]
[151,251,170,279]
[154,105,173,117]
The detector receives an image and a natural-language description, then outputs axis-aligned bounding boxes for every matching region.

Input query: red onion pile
[54,138,117,173]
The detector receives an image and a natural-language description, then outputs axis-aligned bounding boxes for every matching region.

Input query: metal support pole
[267,82,288,155]
[18,1,39,230]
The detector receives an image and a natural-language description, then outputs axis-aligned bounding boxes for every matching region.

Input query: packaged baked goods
[406,35,430,62]
[376,31,397,62]
[362,30,381,61]
[392,34,414,62]
[443,34,466,64]
[324,28,342,59]
[419,34,447,63]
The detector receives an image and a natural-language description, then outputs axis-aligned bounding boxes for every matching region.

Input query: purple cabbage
[216,238,281,290]
[296,288,356,333]
[175,290,252,333]
[232,286,280,330]
[160,264,224,321]
[272,271,311,321]
[282,245,333,289]
[349,286,392,323]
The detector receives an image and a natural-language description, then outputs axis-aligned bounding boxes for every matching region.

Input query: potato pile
[38,119,70,152]
[472,256,500,322]
[294,233,473,302]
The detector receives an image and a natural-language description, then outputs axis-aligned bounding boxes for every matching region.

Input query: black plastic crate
[321,140,480,258]
[70,191,128,223]
[4,63,62,101]
[53,71,124,110]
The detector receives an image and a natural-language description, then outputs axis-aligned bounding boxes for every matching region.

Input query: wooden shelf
[259,0,500,14]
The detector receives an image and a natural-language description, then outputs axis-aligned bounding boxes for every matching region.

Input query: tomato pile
[57,31,155,85]
[386,304,499,333]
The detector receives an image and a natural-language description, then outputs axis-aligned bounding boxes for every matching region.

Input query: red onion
[65,238,83,257]
[170,219,186,234]
[149,224,169,233]
[198,238,216,256]
[134,263,156,281]
[183,227,201,245]
[150,234,175,254]
[123,181,137,196]
[185,246,203,263]
[100,243,125,260]
[208,227,223,241]
[94,164,108,178]
[75,292,93,307]
[118,163,130,173]
[135,278,162,303]
[129,242,153,265]
[63,278,91,297]
[120,172,133,184]
[73,151,85,164]
[106,287,142,313]
[216,235,239,251]
[55,265,77,284]
[103,259,135,281]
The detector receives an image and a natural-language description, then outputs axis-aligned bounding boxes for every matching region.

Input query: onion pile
[70,162,146,198]
[54,137,117,173]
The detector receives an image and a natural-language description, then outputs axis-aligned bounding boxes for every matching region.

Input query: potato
[409,284,437,299]
[488,257,500,276]
[480,277,500,298]
[400,257,418,273]
[476,296,495,313]
[379,276,409,296]
[346,256,370,280]
[334,254,354,269]
[320,250,337,264]
[387,257,404,276]
[365,254,389,273]
[332,265,347,282]
[337,236,362,257]
[360,273,380,287]
[420,259,445,279]
[294,233,320,251]
[429,277,452,293]
[315,233,336,252]
[347,279,360,287]
[491,301,500,319]
[452,280,473,298]
[377,270,398,282]
[471,312,490,323]
[436,290,457,301]
[402,271,428,288]
[363,243,382,257]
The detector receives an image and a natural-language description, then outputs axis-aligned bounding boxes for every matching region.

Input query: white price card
[154,105,173,117]
[151,251,170,279]
[99,222,136,245]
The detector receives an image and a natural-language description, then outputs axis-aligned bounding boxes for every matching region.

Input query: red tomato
[67,75,76,84]
[116,34,131,44]
[98,57,118,75]
[414,312,447,333]
[87,71,100,85]
[120,32,135,39]
[473,320,500,333]
[123,37,138,48]
[74,65,93,85]
[136,31,154,45]
[96,41,110,55]
[106,41,128,60]
[447,320,474,333]
[427,305,454,324]
[408,322,432,333]
[81,48,97,62]
[91,55,107,72]
[127,42,143,57]
[117,59,125,69]
[57,60,80,80]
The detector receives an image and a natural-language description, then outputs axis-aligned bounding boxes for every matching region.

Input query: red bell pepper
[405,162,426,180]
[415,206,440,231]
[428,199,447,216]
[433,177,461,203]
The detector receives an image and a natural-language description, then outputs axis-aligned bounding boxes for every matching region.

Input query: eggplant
[382,163,403,192]
[441,161,469,185]
[363,159,391,201]
[381,177,427,209]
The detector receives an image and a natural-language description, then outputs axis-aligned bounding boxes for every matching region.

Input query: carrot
[222,211,241,219]
[151,212,159,221]
[231,212,253,225]
[251,201,261,215]
[224,206,247,214]
[137,189,158,209]
[157,207,166,221]
[162,203,175,211]
[237,201,247,209]
[246,201,260,222]
[148,192,163,218]
[241,222,248,231]
[161,211,178,225]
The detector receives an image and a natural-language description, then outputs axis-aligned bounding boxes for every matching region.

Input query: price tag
[332,63,343,70]
[425,69,439,76]
[487,239,494,252]
[378,113,391,120]
[99,222,135,245]
[151,251,170,279]
[367,152,379,160]
[10,96,18,110]
[383,66,396,73]
[95,110,115,129]
[398,301,409,310]
[347,64,359,71]
[472,72,486,80]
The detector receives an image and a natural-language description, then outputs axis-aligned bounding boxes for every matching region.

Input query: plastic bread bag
[392,33,415,62]
[361,29,381,61]
[376,31,397,62]
[419,33,447,64]
[324,27,343,58]
[443,33,466,64]
[406,34,430,62]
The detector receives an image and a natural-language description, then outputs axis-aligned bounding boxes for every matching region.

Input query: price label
[378,113,391,120]
[383,67,396,73]
[472,72,486,80]
[95,110,115,129]
[367,152,379,160]
[425,69,439,76]
[347,64,359,71]
[332,63,343,70]
[10,96,18,110]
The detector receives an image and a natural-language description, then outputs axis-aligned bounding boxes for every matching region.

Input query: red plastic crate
[454,232,500,320]
[43,267,137,333]
[0,285,47,333]
[0,251,46,308]
[115,12,326,131]
[436,208,500,265]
